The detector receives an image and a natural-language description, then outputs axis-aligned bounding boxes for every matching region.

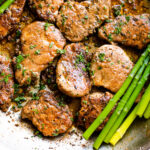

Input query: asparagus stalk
[110,83,150,146]
[104,62,150,144]
[144,102,150,119]
[136,84,150,117]
[83,44,150,140]
[92,56,149,149]
[0,0,15,14]
[109,103,139,146]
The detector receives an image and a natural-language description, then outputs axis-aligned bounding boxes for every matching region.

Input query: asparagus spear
[109,103,139,146]
[92,56,149,149]
[136,84,150,117]
[83,44,150,140]
[103,62,150,144]
[110,83,150,146]
[144,102,150,119]
[0,0,15,14]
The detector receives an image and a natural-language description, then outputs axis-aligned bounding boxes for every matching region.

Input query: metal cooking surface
[0,109,150,150]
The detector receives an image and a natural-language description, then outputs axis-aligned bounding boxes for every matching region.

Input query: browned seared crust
[90,45,133,93]
[78,91,113,131]
[56,43,91,97]
[57,0,111,42]
[21,90,73,136]
[0,0,26,40]
[98,14,150,49]
[28,0,64,22]
[0,55,14,112]
[15,21,66,85]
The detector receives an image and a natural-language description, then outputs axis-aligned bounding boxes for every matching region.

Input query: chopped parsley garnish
[34,130,43,138]
[98,66,102,70]
[61,14,66,26]
[31,92,40,100]
[0,73,12,83]
[22,69,26,76]
[83,100,87,104]
[106,20,112,23]
[39,84,46,90]
[90,70,95,76]
[35,50,40,55]
[125,16,130,22]
[14,96,26,108]
[16,55,24,69]
[98,53,105,61]
[16,30,21,38]
[84,15,88,19]
[113,5,122,16]
[108,34,113,41]
[52,133,59,136]
[38,4,42,8]
[44,22,53,31]
[32,108,39,114]
[30,45,37,49]
[49,42,54,48]
[57,49,66,54]
[76,53,85,64]
[114,27,122,35]
[82,68,87,72]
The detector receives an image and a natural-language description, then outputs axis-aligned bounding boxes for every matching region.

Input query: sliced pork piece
[56,43,91,97]
[0,55,14,112]
[28,0,64,22]
[21,90,73,136]
[57,0,111,42]
[0,0,26,40]
[78,91,113,131]
[91,45,133,93]
[98,14,150,49]
[15,21,66,85]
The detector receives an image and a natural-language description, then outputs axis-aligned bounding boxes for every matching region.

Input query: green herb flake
[57,49,66,54]
[83,100,87,104]
[30,45,37,49]
[35,50,40,55]
[108,34,113,41]
[49,42,54,48]
[84,15,88,19]
[98,53,105,61]
[44,22,53,31]
[125,16,130,22]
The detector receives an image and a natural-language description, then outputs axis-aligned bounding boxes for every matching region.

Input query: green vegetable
[110,103,139,146]
[57,49,66,54]
[83,44,150,141]
[104,62,150,144]
[136,84,150,117]
[0,0,15,14]
[144,102,150,119]
[93,56,149,149]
